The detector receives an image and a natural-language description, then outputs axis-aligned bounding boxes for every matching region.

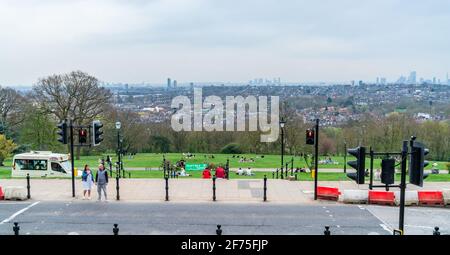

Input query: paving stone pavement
[1,178,449,203]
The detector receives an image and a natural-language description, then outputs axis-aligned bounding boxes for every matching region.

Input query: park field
[1,153,449,171]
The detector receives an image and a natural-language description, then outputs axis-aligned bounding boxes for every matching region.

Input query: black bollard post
[113,224,119,235]
[433,227,440,235]
[213,175,216,201]
[272,172,275,179]
[26,173,31,199]
[263,175,267,202]
[13,222,20,235]
[116,176,120,201]
[216,225,222,235]
[276,169,279,179]
[295,173,298,181]
[324,226,331,235]
[165,177,169,201]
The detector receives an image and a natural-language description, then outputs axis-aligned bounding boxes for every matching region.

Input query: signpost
[185,164,208,171]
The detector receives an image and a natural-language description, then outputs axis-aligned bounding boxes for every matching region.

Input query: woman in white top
[81,165,95,200]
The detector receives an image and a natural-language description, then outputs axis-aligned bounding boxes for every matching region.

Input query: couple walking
[81,164,109,201]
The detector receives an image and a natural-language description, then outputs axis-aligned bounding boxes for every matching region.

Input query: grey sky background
[1,0,449,86]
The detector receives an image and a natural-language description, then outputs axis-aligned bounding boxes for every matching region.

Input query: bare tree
[32,71,112,157]
[0,86,28,129]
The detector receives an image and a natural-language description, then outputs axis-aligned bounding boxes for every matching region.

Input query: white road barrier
[394,191,419,206]
[4,186,28,201]
[342,190,368,204]
[442,189,450,206]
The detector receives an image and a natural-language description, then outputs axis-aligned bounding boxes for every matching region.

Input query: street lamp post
[344,142,347,173]
[280,119,286,179]
[116,122,122,178]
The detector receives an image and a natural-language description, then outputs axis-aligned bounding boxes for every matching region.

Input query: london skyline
[1,0,449,86]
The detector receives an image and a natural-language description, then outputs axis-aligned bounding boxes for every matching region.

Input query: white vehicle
[12,151,72,178]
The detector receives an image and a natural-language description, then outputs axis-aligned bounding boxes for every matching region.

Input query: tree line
[0,71,449,166]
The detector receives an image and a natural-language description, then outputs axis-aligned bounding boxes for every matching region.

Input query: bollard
[263,175,267,202]
[116,176,120,201]
[128,172,131,178]
[26,173,31,199]
[433,227,440,235]
[213,175,216,201]
[295,173,298,181]
[165,177,169,201]
[276,169,279,179]
[272,172,274,179]
[113,224,119,235]
[13,222,20,235]
[216,225,222,235]
[324,226,331,235]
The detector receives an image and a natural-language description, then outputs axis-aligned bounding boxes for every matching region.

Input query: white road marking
[0,201,40,225]
[365,206,394,234]
[380,224,392,234]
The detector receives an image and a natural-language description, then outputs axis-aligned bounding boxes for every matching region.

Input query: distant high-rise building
[376,77,380,85]
[407,71,417,84]
[380,78,387,85]
[396,75,406,84]
[433,77,436,84]
[167,78,172,89]
[190,82,194,90]
[173,80,177,89]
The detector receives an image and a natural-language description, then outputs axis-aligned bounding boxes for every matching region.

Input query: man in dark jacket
[95,164,109,201]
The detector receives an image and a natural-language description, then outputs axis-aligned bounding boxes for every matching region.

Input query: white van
[11,151,72,178]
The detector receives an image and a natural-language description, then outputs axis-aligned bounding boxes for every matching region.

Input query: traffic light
[78,129,88,144]
[57,121,68,144]
[92,120,104,146]
[381,158,395,185]
[346,146,366,184]
[306,129,315,145]
[409,141,429,187]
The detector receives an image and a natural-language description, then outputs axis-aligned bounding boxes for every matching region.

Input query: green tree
[19,108,62,152]
[0,134,16,166]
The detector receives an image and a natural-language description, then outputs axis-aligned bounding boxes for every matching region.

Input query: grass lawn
[1,167,450,182]
[2,153,447,171]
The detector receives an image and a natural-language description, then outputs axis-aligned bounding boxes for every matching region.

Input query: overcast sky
[1,0,449,86]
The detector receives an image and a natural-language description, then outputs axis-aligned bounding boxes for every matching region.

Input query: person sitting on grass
[202,168,211,179]
[236,167,244,175]
[215,166,225,178]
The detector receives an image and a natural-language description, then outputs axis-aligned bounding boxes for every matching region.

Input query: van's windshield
[59,161,71,172]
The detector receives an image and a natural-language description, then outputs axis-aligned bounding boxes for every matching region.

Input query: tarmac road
[0,200,391,235]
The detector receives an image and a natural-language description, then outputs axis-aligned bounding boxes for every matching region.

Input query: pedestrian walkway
[1,178,449,203]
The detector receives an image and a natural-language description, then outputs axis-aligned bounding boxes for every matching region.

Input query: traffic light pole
[280,126,284,179]
[399,140,408,233]
[69,120,75,198]
[369,148,374,190]
[314,119,319,200]
[343,142,347,173]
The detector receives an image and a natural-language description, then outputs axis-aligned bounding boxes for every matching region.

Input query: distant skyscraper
[376,77,380,85]
[173,80,177,89]
[190,82,194,90]
[433,77,436,84]
[407,71,417,84]
[167,78,172,89]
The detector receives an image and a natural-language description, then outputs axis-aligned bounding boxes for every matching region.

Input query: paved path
[1,179,449,203]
